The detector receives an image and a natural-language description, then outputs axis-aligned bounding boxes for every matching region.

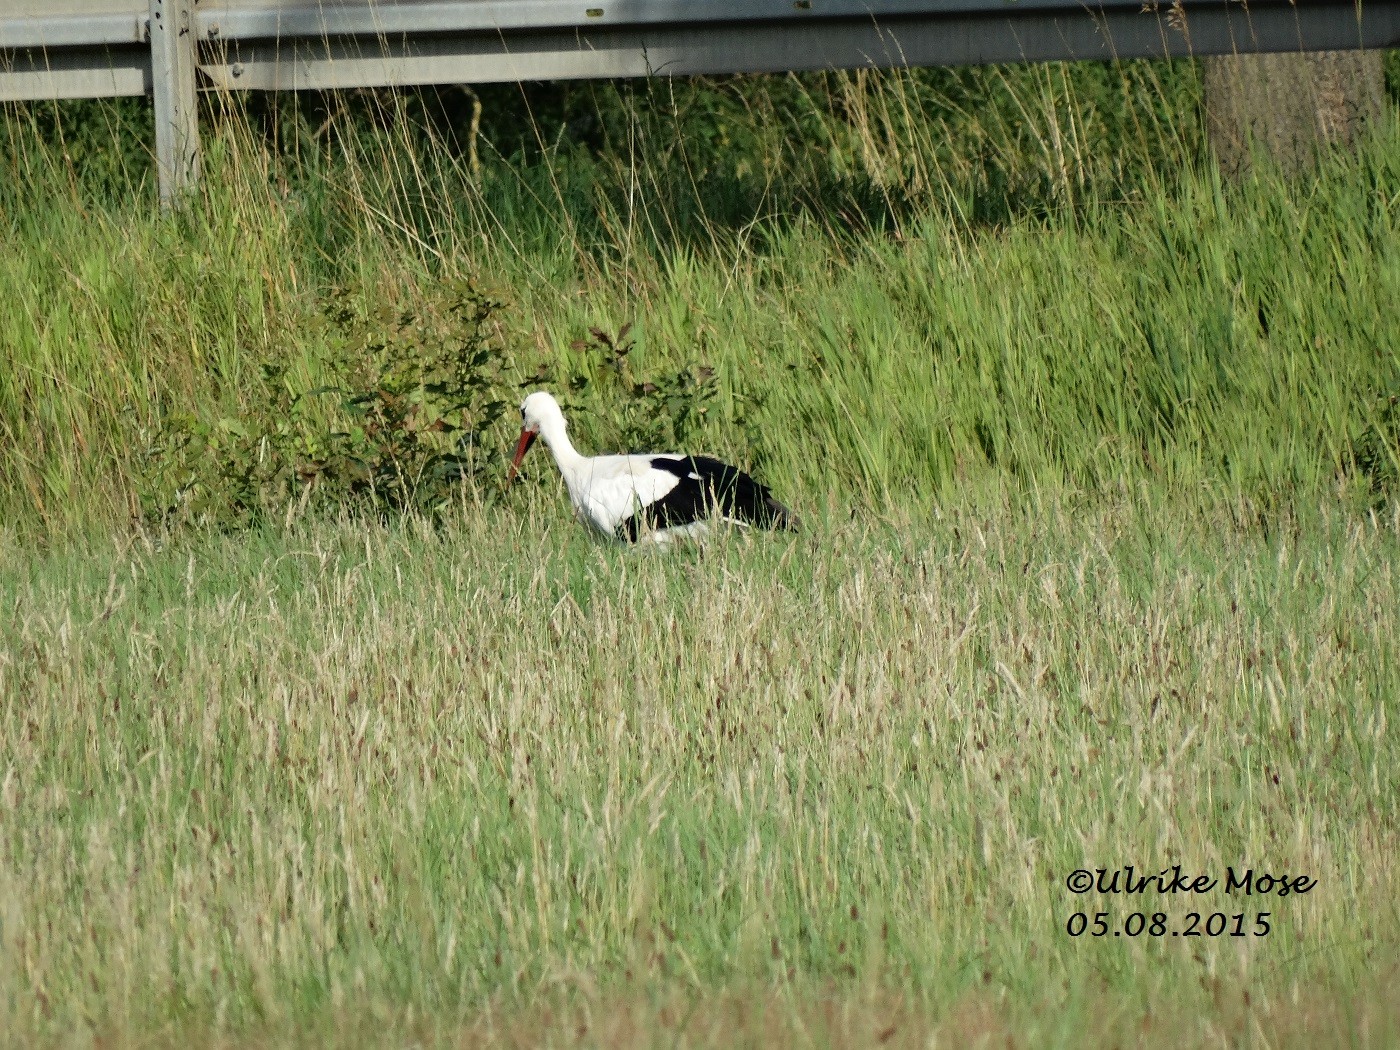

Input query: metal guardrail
[4,1,1398,203]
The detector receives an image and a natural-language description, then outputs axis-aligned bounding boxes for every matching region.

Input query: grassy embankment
[1,64,1399,1045]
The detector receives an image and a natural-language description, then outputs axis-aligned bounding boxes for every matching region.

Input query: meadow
[2,60,1399,1046]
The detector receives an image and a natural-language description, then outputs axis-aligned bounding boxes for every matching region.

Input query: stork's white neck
[535,411,584,472]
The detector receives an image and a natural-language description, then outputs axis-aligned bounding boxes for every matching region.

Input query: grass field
[4,69,1398,537]
[3,496,1398,1045]
[2,64,1400,1045]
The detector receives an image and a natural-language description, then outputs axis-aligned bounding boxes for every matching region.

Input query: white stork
[505,391,799,544]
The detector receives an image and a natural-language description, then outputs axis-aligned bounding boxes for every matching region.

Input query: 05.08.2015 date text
[1065,912,1272,938]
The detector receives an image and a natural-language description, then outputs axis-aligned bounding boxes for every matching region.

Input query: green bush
[546,324,722,456]
[138,284,512,528]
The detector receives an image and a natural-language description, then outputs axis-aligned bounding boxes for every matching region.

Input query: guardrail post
[1204,49,1385,178]
[149,0,201,206]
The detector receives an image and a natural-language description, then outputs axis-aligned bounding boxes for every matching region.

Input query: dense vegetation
[4,499,1397,1046]
[1,59,1398,1046]
[4,62,1397,537]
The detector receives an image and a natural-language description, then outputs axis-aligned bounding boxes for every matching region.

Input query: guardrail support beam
[149,0,200,206]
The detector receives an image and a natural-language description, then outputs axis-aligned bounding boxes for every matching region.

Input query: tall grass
[2,61,1399,1046]
[1,498,1397,1045]
[3,63,1395,540]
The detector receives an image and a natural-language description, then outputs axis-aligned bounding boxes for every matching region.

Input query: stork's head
[506,391,566,483]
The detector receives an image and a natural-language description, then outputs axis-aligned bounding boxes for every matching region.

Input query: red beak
[506,428,538,484]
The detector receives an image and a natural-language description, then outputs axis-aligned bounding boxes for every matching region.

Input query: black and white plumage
[506,391,798,545]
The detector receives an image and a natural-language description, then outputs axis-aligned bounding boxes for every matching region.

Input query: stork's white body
[508,392,798,545]
[554,450,700,542]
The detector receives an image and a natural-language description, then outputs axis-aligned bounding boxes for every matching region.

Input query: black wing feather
[618,456,798,542]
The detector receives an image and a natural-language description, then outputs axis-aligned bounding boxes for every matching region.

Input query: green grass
[1,497,1398,1045]
[2,62,1400,1045]
[2,69,1397,537]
